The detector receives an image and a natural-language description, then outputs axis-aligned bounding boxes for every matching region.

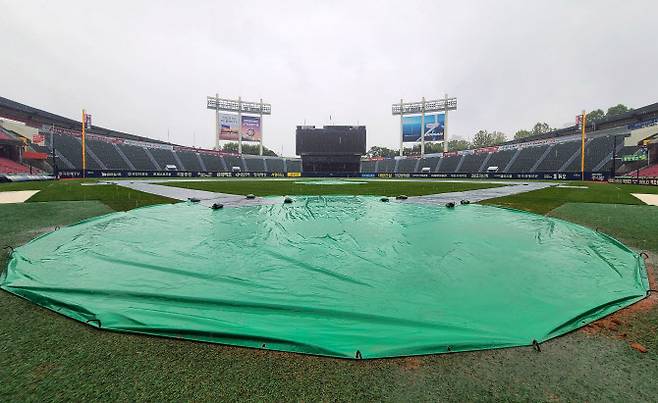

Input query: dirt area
[632,193,658,206]
[0,190,39,203]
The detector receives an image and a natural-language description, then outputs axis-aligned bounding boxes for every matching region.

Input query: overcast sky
[2,0,657,155]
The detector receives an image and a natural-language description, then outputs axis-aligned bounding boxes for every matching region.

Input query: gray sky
[2,0,657,156]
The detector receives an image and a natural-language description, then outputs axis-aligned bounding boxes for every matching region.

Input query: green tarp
[1,196,648,359]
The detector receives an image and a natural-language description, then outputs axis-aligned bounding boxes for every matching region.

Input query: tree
[472,130,507,148]
[606,104,632,117]
[587,109,605,122]
[448,138,472,151]
[514,130,532,140]
[221,142,277,156]
[531,122,552,136]
[366,146,397,158]
[491,131,507,145]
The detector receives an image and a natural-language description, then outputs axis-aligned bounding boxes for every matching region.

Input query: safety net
[1,196,648,359]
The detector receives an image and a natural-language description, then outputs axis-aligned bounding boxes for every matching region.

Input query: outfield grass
[548,203,658,253]
[480,181,658,214]
[2,179,658,400]
[0,179,176,211]
[161,178,505,196]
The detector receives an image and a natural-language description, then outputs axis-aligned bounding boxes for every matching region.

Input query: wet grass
[1,179,658,400]
[480,181,658,214]
[0,179,176,211]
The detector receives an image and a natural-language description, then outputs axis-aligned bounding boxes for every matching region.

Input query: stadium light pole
[444,93,449,153]
[238,96,242,155]
[581,110,586,181]
[215,93,220,150]
[81,109,86,178]
[420,97,425,157]
[399,99,404,157]
[259,98,263,156]
[50,123,57,178]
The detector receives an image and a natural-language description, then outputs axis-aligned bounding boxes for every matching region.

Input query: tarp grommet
[355,350,363,359]
[532,339,541,352]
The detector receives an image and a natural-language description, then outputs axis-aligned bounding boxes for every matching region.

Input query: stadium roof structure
[0,96,171,145]
[504,101,658,145]
[1,196,648,359]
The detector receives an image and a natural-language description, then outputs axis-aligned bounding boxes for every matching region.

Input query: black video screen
[296,126,366,155]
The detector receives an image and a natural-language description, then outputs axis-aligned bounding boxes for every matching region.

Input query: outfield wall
[54,169,614,182]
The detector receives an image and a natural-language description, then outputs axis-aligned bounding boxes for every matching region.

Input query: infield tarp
[1,196,648,358]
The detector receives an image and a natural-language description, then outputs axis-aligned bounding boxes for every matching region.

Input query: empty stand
[535,141,580,172]
[52,134,82,169]
[287,159,302,172]
[86,140,130,170]
[457,154,487,173]
[244,157,266,172]
[176,150,203,171]
[119,144,157,170]
[266,157,285,172]
[361,160,376,172]
[397,158,418,173]
[438,155,461,173]
[507,146,548,173]
[199,153,225,171]
[485,149,516,172]
[583,135,615,171]
[637,164,658,177]
[377,158,396,173]
[148,148,178,169]
[0,157,31,174]
[420,156,439,172]
[224,155,243,171]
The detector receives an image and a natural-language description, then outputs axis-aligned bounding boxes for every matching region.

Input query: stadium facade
[0,96,656,181]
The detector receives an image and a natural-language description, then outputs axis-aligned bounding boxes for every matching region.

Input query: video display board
[218,114,261,141]
[402,113,445,142]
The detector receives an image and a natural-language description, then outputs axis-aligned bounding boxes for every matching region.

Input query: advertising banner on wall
[402,113,445,142]
[218,113,241,140]
[240,115,262,142]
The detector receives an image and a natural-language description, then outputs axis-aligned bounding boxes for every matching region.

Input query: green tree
[531,122,552,136]
[587,109,605,122]
[366,146,397,158]
[606,104,632,117]
[221,142,277,156]
[514,129,532,140]
[472,130,507,148]
[448,138,472,151]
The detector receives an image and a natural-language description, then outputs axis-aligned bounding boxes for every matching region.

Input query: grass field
[1,178,658,401]
[480,181,658,214]
[0,179,176,211]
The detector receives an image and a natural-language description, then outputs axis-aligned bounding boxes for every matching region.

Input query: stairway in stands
[0,157,31,174]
